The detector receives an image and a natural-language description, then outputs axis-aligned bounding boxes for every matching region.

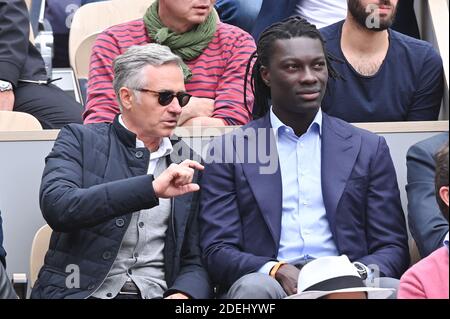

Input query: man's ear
[119,87,134,111]
[260,65,271,87]
[439,186,449,207]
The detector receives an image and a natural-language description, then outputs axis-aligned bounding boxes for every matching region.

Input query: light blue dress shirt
[259,108,338,275]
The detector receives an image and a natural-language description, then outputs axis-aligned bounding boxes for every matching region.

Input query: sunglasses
[134,88,192,107]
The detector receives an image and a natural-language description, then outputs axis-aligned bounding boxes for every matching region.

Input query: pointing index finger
[180,159,204,171]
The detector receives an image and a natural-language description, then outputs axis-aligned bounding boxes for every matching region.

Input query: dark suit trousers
[14,82,83,129]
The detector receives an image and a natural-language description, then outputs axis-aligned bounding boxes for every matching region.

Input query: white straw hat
[285,255,394,299]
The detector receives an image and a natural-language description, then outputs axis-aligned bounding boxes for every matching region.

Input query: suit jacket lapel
[241,115,283,246]
[321,114,360,239]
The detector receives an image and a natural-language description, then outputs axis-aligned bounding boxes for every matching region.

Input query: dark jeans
[14,82,83,129]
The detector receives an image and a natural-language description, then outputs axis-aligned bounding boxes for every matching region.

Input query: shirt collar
[270,107,323,137]
[119,115,173,158]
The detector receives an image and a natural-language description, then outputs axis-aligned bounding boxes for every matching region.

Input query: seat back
[0,111,42,131]
[69,0,155,80]
[74,32,99,80]
[74,33,99,103]
[29,224,52,288]
[68,1,115,76]
[110,0,154,18]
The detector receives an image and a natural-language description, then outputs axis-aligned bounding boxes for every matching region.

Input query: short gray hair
[112,43,183,109]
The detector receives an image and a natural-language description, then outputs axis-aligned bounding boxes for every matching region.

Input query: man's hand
[165,292,189,299]
[177,97,215,126]
[152,160,204,198]
[274,264,300,296]
[0,91,14,111]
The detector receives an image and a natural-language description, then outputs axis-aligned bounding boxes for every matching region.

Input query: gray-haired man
[31,43,211,299]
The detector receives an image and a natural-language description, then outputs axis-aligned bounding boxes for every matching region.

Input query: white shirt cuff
[258,261,278,275]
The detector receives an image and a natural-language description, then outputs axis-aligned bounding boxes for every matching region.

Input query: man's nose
[299,68,318,83]
[167,98,183,114]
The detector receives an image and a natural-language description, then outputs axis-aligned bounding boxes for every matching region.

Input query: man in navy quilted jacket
[31,43,211,299]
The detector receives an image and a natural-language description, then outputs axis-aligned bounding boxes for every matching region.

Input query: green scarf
[143,0,217,81]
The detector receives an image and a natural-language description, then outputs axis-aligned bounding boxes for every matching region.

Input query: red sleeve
[398,267,426,299]
[212,26,256,125]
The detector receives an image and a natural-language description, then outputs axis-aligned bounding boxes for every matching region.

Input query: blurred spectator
[215,0,262,34]
[44,0,108,67]
[320,0,443,122]
[0,0,83,128]
[406,133,449,258]
[398,142,449,299]
[84,0,255,126]
[45,0,79,67]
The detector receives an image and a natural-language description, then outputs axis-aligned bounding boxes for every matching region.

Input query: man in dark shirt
[0,0,83,129]
[320,0,443,122]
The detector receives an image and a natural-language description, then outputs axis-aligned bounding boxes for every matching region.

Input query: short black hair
[244,16,340,119]
[435,141,449,220]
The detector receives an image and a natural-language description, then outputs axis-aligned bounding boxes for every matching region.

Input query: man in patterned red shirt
[84,0,256,126]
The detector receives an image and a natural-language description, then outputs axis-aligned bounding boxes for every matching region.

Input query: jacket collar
[112,114,138,148]
[112,114,182,154]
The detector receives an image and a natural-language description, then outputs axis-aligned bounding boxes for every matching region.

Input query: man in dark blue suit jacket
[406,133,449,258]
[199,17,409,298]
